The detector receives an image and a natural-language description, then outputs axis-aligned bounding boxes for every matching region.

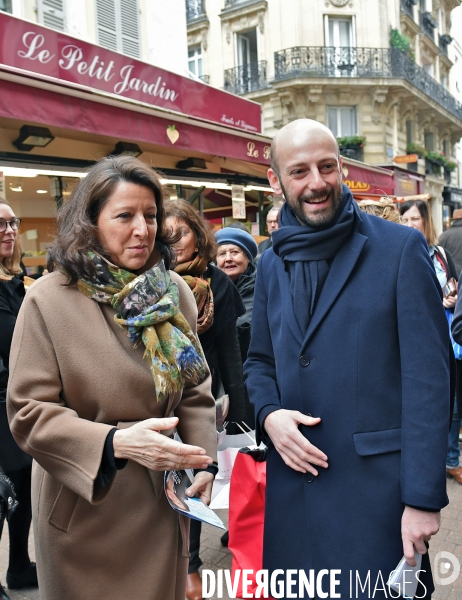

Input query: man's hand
[113,417,213,471]
[401,506,441,565]
[185,471,214,506]
[264,409,328,475]
[443,294,457,309]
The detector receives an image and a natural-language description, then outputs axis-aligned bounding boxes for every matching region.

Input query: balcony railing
[224,0,260,7]
[401,0,416,20]
[419,11,437,41]
[274,47,392,79]
[273,46,462,123]
[391,48,462,121]
[186,0,206,21]
[224,61,267,94]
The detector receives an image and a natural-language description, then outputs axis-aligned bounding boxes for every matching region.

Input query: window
[327,106,357,137]
[236,28,258,67]
[424,132,434,151]
[96,0,140,58]
[327,18,353,48]
[406,120,414,144]
[188,46,203,78]
[0,0,12,13]
[38,0,65,31]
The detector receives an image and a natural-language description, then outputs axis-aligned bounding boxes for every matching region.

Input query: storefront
[443,186,462,230]
[0,11,275,266]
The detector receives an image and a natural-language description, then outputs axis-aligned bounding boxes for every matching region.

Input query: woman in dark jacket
[164,200,248,600]
[0,200,37,600]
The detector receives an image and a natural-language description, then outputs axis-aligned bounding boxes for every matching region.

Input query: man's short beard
[280,180,343,228]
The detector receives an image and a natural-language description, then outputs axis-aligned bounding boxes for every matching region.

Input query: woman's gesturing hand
[113,417,213,471]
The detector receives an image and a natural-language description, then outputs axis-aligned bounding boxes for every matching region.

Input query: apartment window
[424,132,434,151]
[406,120,414,144]
[443,139,450,157]
[38,0,65,31]
[327,106,357,137]
[236,28,258,67]
[96,0,140,58]
[420,0,432,11]
[188,46,203,78]
[0,0,12,13]
[326,17,354,48]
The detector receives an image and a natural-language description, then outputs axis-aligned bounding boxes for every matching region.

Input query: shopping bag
[446,309,462,359]
[228,447,268,599]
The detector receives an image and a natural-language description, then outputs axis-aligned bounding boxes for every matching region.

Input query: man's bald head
[270,119,339,175]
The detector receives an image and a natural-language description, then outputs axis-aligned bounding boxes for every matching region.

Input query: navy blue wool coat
[244,210,450,598]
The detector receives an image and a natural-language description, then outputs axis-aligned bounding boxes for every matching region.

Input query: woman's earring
[194,248,198,252]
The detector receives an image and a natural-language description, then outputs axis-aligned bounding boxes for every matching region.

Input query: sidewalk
[1,486,462,600]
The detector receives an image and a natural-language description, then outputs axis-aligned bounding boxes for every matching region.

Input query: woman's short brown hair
[399,199,438,246]
[0,200,22,280]
[164,199,217,264]
[47,156,175,284]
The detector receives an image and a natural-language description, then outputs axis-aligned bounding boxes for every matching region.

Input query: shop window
[96,0,140,59]
[188,46,203,78]
[38,0,65,31]
[327,106,357,137]
[0,0,12,13]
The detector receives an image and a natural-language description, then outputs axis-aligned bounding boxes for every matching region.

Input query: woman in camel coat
[7,156,217,600]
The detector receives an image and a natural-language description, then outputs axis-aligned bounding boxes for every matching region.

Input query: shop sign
[232,185,246,219]
[0,12,261,133]
[0,172,4,200]
[342,163,394,196]
[394,154,418,164]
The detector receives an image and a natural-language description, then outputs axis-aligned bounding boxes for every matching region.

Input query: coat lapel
[301,228,368,351]
[276,257,306,343]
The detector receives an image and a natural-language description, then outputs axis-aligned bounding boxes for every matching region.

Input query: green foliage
[390,28,414,60]
[337,135,366,149]
[426,151,457,172]
[444,161,457,172]
[406,142,427,158]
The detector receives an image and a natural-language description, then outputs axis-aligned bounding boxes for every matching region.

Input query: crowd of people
[0,118,460,600]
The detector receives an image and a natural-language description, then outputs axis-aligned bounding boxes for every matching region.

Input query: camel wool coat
[7,268,217,600]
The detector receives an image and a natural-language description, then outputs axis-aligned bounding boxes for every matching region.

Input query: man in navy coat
[244,119,450,598]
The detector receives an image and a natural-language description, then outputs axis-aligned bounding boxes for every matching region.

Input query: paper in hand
[388,551,423,599]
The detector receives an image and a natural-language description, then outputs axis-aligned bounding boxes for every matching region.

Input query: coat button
[304,472,315,483]
[300,355,310,367]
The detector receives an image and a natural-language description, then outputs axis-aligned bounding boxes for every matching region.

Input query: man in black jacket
[257,206,281,255]
[439,208,462,275]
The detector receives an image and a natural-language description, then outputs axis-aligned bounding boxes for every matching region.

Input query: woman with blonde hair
[0,200,37,600]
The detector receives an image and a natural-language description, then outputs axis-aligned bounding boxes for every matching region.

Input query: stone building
[187,0,462,231]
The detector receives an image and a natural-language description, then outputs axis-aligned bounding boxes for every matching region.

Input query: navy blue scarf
[272,184,360,334]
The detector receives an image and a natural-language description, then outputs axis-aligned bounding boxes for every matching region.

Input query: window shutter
[96,0,118,52]
[119,0,140,58]
[38,0,65,32]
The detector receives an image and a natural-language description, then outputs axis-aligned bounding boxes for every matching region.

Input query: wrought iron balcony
[401,0,416,20]
[273,46,462,123]
[186,0,206,22]
[439,34,452,56]
[224,61,267,95]
[274,47,391,80]
[224,0,260,7]
[419,11,437,41]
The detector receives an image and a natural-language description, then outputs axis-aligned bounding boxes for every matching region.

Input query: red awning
[0,77,271,166]
[342,159,394,197]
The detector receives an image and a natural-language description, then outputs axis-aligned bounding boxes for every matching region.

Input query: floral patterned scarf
[77,253,207,402]
[174,256,214,335]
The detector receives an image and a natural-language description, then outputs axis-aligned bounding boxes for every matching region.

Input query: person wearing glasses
[0,202,37,600]
[257,205,281,256]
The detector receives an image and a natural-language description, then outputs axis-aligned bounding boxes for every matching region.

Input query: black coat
[199,265,253,430]
[245,213,450,597]
[0,276,31,471]
[235,261,256,364]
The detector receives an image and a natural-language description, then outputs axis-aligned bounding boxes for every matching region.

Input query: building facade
[187,0,462,231]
